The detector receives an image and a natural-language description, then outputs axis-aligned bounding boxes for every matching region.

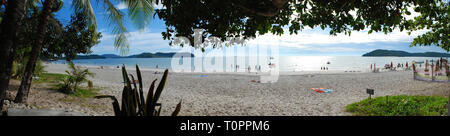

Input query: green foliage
[42,12,102,61]
[59,62,94,94]
[11,5,101,61]
[96,65,182,116]
[156,0,448,51]
[402,1,449,51]
[72,0,155,55]
[34,73,68,84]
[12,45,48,80]
[11,57,46,79]
[346,95,449,116]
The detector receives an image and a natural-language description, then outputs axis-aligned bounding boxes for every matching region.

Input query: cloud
[93,26,441,56]
[116,2,128,10]
[94,30,177,55]
[245,28,428,49]
[115,2,165,10]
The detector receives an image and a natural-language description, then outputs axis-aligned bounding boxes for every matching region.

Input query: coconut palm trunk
[0,0,28,110]
[15,0,54,103]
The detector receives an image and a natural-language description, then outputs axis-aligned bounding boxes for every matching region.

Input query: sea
[52,56,447,72]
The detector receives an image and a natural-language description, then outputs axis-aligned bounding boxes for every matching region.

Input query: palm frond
[72,0,97,30]
[122,0,154,30]
[100,0,130,55]
[71,0,155,55]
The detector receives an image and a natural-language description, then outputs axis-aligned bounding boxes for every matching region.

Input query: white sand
[44,63,450,116]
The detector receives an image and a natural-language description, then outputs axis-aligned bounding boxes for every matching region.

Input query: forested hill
[362,49,450,57]
[126,52,194,58]
[73,52,195,59]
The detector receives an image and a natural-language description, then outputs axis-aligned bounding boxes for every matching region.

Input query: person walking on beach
[156,64,159,69]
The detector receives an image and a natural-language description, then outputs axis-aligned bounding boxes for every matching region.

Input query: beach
[41,63,449,116]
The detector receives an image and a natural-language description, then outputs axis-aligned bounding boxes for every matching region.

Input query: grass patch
[54,83,99,99]
[34,73,68,84]
[346,95,448,116]
[70,87,99,98]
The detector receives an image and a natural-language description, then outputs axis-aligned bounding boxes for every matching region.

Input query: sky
[55,0,448,56]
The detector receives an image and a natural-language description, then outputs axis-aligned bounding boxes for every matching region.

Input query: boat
[414,61,424,64]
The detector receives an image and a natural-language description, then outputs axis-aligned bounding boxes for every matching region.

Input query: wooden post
[431,63,435,81]
[413,64,416,80]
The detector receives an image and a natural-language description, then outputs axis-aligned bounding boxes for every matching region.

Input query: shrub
[59,61,94,94]
[11,59,46,79]
[88,80,93,88]
[96,65,182,116]
[346,95,448,116]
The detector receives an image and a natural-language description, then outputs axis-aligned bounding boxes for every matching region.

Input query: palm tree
[14,0,58,103]
[0,0,28,110]
[14,0,155,103]
[60,62,94,94]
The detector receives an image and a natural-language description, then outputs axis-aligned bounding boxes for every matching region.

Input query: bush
[59,61,94,94]
[11,59,46,79]
[96,65,182,116]
[34,73,68,84]
[346,95,448,116]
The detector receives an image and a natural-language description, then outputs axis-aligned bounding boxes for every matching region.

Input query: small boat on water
[413,61,424,64]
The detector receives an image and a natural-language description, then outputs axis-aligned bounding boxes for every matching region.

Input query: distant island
[72,52,195,59]
[362,49,450,57]
[75,54,106,59]
[126,52,194,58]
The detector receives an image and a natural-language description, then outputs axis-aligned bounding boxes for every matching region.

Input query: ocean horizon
[52,56,447,72]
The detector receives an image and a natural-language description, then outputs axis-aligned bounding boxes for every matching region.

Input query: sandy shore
[43,63,450,116]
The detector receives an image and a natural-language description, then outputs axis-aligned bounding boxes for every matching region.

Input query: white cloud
[115,2,165,10]
[245,28,428,49]
[116,2,127,10]
[96,30,176,55]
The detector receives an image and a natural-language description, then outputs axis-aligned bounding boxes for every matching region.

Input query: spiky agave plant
[96,65,181,116]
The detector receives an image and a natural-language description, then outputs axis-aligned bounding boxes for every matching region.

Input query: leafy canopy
[156,0,449,51]
[72,0,155,54]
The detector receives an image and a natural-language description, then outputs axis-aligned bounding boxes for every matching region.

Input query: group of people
[320,67,328,70]
[370,61,410,71]
[231,64,263,72]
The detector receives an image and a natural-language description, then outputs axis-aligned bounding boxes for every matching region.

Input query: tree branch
[234,0,289,17]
